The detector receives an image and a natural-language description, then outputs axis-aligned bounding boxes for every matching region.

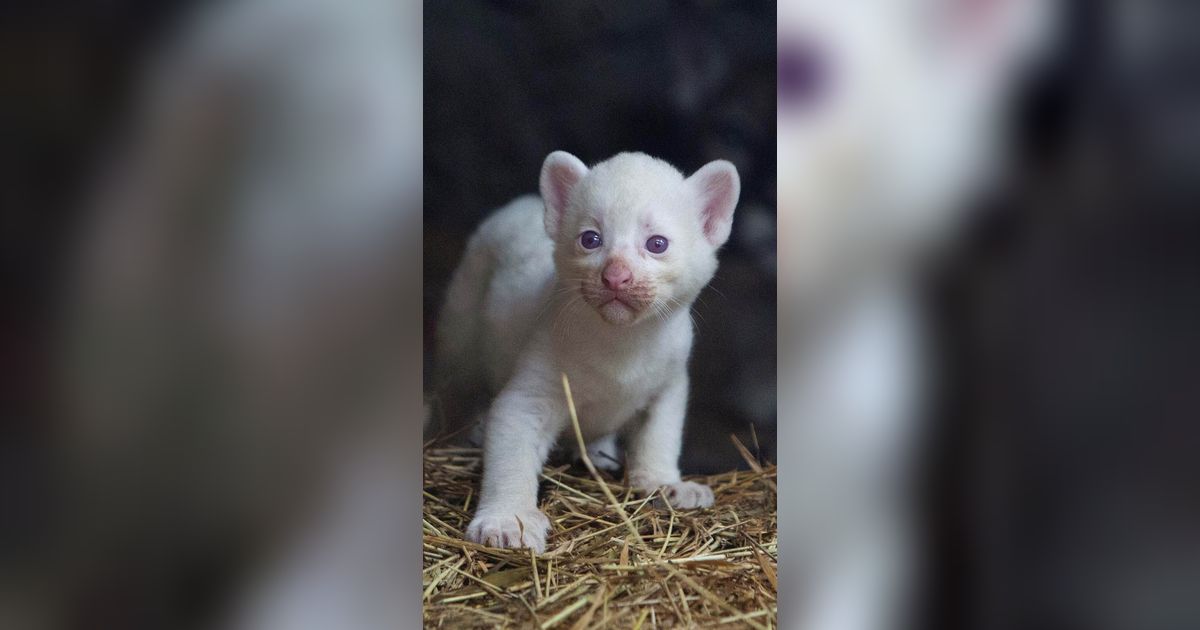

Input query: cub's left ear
[688,160,740,247]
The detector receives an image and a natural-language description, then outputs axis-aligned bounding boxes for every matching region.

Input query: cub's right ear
[688,160,740,247]
[539,151,588,239]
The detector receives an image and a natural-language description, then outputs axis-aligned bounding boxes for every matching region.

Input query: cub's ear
[539,151,589,239]
[687,160,740,247]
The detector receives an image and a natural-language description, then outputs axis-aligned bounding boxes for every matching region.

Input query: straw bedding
[422,387,778,629]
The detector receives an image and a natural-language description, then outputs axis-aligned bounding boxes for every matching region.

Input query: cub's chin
[596,299,640,326]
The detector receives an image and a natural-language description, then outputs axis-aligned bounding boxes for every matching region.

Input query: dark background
[925,1,1200,628]
[423,0,779,472]
[2,0,196,569]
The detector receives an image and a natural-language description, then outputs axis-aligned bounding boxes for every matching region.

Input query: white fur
[436,152,738,552]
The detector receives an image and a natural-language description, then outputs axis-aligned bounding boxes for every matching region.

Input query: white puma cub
[434,151,739,551]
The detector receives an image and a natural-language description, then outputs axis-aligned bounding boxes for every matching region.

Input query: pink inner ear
[700,170,735,240]
[540,152,588,238]
[546,165,577,211]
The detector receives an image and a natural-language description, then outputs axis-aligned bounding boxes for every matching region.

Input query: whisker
[551,295,584,345]
[680,299,705,327]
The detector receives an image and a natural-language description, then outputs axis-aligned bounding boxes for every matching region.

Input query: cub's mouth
[580,281,654,325]
[602,295,635,308]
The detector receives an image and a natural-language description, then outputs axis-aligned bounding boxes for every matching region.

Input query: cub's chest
[566,348,682,414]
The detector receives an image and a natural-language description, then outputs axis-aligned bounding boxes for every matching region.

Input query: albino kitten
[435,151,739,552]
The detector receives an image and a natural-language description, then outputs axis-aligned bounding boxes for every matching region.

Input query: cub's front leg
[625,372,714,509]
[466,366,566,553]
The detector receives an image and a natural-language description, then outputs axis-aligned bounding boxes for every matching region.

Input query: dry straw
[423,375,777,628]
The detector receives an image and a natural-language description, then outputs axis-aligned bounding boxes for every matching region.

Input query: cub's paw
[657,481,715,509]
[631,473,715,510]
[466,508,551,553]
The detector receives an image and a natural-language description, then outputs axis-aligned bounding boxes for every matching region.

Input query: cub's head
[540,151,739,326]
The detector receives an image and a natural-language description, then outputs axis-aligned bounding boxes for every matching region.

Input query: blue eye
[645,235,669,254]
[580,230,602,249]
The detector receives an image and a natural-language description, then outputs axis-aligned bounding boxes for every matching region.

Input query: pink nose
[602,261,633,291]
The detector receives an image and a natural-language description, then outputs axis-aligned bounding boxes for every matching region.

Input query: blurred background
[773,1,1200,629]
[423,0,778,472]
[922,1,1200,629]
[2,0,423,628]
